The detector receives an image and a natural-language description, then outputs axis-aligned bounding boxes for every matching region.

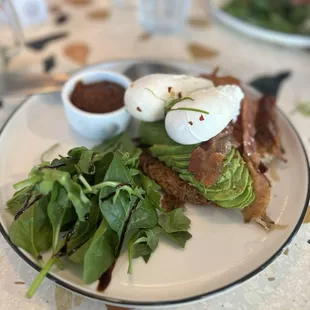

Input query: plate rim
[0,61,309,308]
[207,0,310,48]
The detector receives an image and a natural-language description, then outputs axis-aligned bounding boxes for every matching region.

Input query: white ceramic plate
[207,0,310,48]
[0,60,309,308]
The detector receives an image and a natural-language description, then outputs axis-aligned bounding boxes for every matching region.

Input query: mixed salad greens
[7,133,191,298]
[223,0,310,35]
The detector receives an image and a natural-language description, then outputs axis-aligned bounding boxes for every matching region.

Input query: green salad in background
[223,0,310,35]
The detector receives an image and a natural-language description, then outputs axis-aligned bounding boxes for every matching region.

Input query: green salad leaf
[128,232,152,274]
[164,231,192,248]
[223,0,310,35]
[7,186,34,216]
[9,195,52,259]
[158,208,191,234]
[47,183,72,252]
[7,133,192,298]
[83,218,118,284]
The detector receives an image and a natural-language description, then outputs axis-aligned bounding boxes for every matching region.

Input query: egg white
[165,85,244,145]
[124,74,214,122]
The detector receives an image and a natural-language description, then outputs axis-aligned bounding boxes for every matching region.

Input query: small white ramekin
[61,70,132,141]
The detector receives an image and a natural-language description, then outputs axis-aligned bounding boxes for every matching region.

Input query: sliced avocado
[149,134,255,210]
[218,182,253,209]
[217,149,240,184]
[158,153,192,162]
[140,121,178,146]
[160,158,189,169]
[151,144,198,157]
[206,167,249,201]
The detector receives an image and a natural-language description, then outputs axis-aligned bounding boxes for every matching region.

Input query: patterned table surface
[0,1,309,309]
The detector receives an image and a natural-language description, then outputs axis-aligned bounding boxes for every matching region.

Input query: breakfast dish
[128,69,283,230]
[0,60,308,307]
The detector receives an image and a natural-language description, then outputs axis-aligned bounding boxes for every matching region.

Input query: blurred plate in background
[206,0,310,48]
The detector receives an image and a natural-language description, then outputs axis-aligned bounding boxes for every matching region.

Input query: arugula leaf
[38,169,91,221]
[122,148,142,170]
[47,183,72,252]
[9,195,52,259]
[6,186,33,216]
[158,208,191,233]
[83,218,118,284]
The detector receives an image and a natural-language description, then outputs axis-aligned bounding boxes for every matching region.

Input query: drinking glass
[0,0,24,71]
[137,0,191,34]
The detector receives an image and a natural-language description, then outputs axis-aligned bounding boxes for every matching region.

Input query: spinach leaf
[98,152,132,199]
[83,218,118,284]
[94,152,114,184]
[104,152,131,184]
[77,150,96,174]
[60,205,77,232]
[127,197,158,232]
[127,232,152,274]
[66,200,100,252]
[163,231,192,248]
[140,174,161,209]
[9,195,52,258]
[68,147,89,159]
[144,226,162,251]
[158,208,191,233]
[68,238,92,264]
[6,186,33,216]
[47,183,72,252]
[100,191,136,240]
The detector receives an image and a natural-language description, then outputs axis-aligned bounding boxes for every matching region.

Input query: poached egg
[165,85,244,145]
[124,74,214,122]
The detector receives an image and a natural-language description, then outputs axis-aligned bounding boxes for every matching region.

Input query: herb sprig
[144,87,210,115]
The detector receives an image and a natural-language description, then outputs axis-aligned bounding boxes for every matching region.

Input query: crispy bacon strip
[242,155,271,230]
[188,124,236,187]
[140,152,209,205]
[200,67,241,87]
[255,95,285,161]
[241,97,261,167]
